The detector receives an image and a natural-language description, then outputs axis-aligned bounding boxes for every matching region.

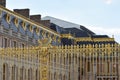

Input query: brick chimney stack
[14,9,30,18]
[0,0,6,7]
[40,20,50,28]
[30,15,41,23]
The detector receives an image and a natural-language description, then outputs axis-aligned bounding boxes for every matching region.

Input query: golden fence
[0,43,120,80]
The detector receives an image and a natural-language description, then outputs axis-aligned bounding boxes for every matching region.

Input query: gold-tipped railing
[0,43,120,80]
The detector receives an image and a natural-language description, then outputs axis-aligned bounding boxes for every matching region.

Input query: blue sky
[6,0,120,43]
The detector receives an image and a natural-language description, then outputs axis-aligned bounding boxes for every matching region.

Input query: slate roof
[42,16,110,38]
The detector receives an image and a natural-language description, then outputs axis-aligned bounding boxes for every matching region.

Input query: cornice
[75,37,115,42]
[0,5,60,37]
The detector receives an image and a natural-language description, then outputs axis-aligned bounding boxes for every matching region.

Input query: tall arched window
[63,75,66,80]
[20,67,24,80]
[36,69,39,80]
[39,70,40,80]
[24,69,27,80]
[51,73,53,80]
[28,68,32,80]
[54,72,56,80]
[11,65,16,80]
[16,67,18,80]
[3,63,8,80]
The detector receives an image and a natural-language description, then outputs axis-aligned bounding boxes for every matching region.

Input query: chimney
[30,15,41,23]
[0,0,6,7]
[40,20,50,28]
[14,9,30,18]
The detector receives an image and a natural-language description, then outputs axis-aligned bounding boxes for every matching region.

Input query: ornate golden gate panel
[0,43,120,80]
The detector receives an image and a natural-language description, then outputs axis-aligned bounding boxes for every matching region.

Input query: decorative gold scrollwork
[29,25,33,32]
[14,18,18,27]
[36,27,40,35]
[22,21,26,30]
[58,37,61,43]
[38,37,52,47]
[41,30,45,36]
[6,14,11,23]
[46,33,50,38]
[52,35,56,40]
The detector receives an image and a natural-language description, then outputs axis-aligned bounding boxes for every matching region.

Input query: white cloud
[104,0,113,4]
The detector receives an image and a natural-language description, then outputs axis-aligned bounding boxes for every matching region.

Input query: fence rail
[0,43,120,80]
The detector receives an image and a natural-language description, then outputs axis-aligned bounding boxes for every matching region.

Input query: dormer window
[22,21,26,30]
[14,18,18,27]
[36,27,40,35]
[29,25,33,32]
[6,14,10,23]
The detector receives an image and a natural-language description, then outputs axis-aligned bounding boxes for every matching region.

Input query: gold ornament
[29,25,33,32]
[6,14,11,23]
[36,27,40,34]
[14,18,18,27]
[22,22,26,30]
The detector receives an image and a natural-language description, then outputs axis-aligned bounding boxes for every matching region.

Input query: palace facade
[0,0,119,80]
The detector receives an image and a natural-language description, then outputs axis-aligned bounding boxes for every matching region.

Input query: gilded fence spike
[0,40,120,80]
[73,45,76,49]
[70,45,73,49]
[77,45,79,49]
[65,45,67,49]
[95,44,98,48]
[83,44,85,48]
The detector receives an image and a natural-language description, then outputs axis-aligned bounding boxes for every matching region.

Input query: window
[13,41,17,48]
[36,69,39,80]
[22,44,24,48]
[14,18,18,27]
[16,67,18,80]
[63,75,65,80]
[11,65,16,80]
[3,63,8,80]
[54,54,56,62]
[28,68,32,80]
[54,72,56,79]
[39,70,40,80]
[3,64,5,80]
[20,67,24,80]
[87,62,90,72]
[4,38,7,48]
[24,69,27,80]
[6,14,10,23]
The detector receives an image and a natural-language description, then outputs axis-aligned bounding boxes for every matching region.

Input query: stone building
[0,0,119,80]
